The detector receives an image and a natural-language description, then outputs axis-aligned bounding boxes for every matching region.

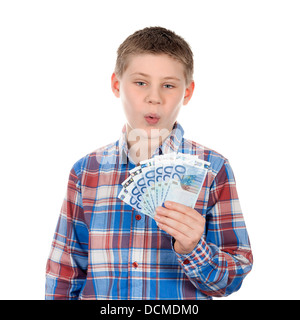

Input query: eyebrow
[130,72,181,81]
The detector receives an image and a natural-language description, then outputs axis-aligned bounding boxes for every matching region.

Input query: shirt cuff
[172,236,212,272]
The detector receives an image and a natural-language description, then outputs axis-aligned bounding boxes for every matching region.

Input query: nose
[146,87,162,105]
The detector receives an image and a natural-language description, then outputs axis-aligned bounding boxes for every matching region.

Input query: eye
[135,81,146,86]
[163,84,174,89]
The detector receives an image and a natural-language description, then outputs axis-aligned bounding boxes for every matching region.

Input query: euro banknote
[118,152,210,218]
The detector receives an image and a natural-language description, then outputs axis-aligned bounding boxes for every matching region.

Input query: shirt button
[183,259,190,265]
[133,261,138,268]
[135,214,141,221]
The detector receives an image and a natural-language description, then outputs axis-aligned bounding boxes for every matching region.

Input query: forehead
[124,53,185,80]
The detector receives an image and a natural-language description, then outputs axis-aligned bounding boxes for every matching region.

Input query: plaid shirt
[45,123,253,300]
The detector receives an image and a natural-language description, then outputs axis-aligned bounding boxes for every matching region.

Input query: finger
[160,202,205,225]
[156,220,190,241]
[163,201,198,218]
[155,206,204,234]
[155,206,193,228]
[154,210,195,236]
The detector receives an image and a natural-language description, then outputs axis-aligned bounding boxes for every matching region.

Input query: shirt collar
[118,122,185,164]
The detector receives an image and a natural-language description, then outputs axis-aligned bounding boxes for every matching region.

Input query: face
[111,53,194,144]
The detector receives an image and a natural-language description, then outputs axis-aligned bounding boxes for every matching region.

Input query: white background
[1,0,299,300]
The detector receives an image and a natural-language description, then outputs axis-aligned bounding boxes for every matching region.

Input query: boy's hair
[115,26,194,84]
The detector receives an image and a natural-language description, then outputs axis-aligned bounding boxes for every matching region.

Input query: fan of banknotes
[118,152,210,219]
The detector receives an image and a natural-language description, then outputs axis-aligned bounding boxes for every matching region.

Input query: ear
[111,72,120,98]
[183,80,195,105]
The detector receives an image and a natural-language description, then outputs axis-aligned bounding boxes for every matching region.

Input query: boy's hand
[154,201,205,255]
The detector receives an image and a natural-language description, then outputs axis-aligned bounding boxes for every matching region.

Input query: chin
[127,122,172,140]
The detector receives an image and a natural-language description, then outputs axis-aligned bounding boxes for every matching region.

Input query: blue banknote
[118,153,210,218]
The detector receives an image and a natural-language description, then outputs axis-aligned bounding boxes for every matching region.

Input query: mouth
[144,113,160,125]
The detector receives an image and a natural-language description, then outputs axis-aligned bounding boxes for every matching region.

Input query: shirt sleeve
[45,166,89,300]
[174,159,253,297]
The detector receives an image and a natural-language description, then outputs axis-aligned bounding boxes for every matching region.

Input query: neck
[126,125,171,163]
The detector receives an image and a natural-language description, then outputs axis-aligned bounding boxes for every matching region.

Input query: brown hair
[115,26,194,84]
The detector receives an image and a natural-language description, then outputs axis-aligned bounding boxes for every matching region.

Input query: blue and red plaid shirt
[45,122,253,299]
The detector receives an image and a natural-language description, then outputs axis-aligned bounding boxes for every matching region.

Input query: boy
[45,27,253,299]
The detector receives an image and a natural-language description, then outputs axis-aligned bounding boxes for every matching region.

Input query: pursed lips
[144,113,160,124]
